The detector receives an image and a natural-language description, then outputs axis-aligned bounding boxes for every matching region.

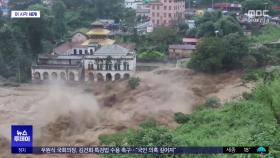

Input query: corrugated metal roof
[94,45,132,56]
[169,44,196,50]
[38,55,83,60]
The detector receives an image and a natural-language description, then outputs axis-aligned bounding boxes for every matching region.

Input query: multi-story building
[0,0,8,7]
[0,0,9,16]
[125,0,145,9]
[31,55,83,81]
[84,45,136,82]
[32,44,136,82]
[32,19,136,82]
[149,0,185,27]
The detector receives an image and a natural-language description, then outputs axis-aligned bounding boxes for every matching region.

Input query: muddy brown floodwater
[0,66,254,158]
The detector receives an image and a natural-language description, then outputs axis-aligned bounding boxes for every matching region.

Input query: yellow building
[82,21,115,46]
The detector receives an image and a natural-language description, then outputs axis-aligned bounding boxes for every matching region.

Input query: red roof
[214,3,241,9]
[54,41,87,55]
[183,38,199,43]
[273,6,280,11]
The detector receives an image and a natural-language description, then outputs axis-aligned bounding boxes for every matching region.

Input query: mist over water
[0,81,100,143]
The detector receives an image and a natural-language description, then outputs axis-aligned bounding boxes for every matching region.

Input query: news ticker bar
[12,147,269,154]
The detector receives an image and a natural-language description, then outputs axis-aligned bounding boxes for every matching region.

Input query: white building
[125,0,144,9]
[84,45,136,82]
[31,45,136,82]
[31,56,83,82]
[32,21,136,83]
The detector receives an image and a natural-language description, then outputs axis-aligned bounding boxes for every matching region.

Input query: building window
[123,62,129,71]
[88,62,94,70]
[97,63,103,70]
[106,63,112,71]
[79,50,83,55]
[169,13,171,17]
[85,50,88,55]
[164,13,166,17]
[105,56,112,71]
[74,49,77,55]
[90,49,93,55]
[164,6,167,10]
[157,5,159,9]
[157,12,159,17]
[152,12,155,16]
[114,61,121,71]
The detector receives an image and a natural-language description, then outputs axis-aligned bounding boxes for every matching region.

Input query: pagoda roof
[81,39,115,46]
[86,28,110,36]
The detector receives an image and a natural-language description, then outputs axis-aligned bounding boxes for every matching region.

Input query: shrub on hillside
[188,37,225,73]
[128,77,141,90]
[204,97,221,108]
[241,55,258,69]
[174,112,191,124]
[137,51,165,62]
[242,69,266,81]
[242,92,253,100]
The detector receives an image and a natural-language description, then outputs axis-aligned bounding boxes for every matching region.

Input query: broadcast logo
[257,147,267,154]
[11,11,40,18]
[247,10,270,24]
[11,125,33,154]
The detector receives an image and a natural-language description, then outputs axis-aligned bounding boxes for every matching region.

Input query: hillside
[99,74,280,158]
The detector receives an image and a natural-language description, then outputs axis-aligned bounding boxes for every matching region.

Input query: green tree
[0,23,32,82]
[196,21,216,37]
[9,0,41,10]
[188,37,225,73]
[52,0,66,40]
[215,16,243,36]
[148,27,180,52]
[24,4,53,56]
[137,51,166,62]
[0,25,18,78]
[250,46,272,67]
[223,33,249,70]
[196,11,243,37]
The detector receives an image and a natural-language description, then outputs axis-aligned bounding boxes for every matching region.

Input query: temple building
[31,55,83,81]
[81,21,115,47]
[31,21,136,82]
[84,45,136,82]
